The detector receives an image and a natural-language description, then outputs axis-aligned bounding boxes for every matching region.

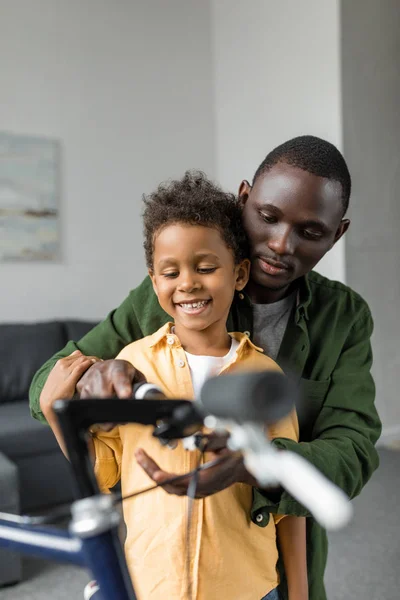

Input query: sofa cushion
[0,401,60,458]
[63,320,97,344]
[0,321,65,404]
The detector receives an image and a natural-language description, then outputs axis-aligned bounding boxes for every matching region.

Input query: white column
[211,0,345,281]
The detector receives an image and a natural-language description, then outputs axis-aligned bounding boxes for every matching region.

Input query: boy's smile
[149,223,249,355]
[176,298,212,315]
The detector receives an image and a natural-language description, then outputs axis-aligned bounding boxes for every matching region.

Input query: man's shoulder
[125,276,170,335]
[127,275,155,303]
[307,270,371,320]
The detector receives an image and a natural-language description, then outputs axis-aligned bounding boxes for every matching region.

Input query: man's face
[240,162,350,301]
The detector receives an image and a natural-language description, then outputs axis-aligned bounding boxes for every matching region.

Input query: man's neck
[245,279,298,304]
[173,321,232,357]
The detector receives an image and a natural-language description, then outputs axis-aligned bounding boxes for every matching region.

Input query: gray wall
[341,0,400,444]
[0,0,215,321]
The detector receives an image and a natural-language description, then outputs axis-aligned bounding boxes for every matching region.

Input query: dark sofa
[0,319,97,514]
[0,319,97,585]
[0,320,95,512]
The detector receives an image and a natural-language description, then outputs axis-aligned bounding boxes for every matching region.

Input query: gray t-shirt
[252,292,296,360]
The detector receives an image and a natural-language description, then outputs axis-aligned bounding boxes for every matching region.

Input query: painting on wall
[0,131,60,261]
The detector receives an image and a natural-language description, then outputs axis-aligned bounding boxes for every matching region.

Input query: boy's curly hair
[143,170,249,270]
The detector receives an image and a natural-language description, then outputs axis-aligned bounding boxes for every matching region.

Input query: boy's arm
[39,349,123,492]
[40,351,100,458]
[276,516,308,600]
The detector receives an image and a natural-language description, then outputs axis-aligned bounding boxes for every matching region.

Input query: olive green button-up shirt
[30,270,381,600]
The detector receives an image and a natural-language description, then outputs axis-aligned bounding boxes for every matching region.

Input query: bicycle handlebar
[53,370,352,530]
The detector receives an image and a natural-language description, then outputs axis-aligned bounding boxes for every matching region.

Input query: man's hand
[76,359,146,399]
[135,446,254,498]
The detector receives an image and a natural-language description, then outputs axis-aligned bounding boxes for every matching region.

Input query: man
[30,135,381,600]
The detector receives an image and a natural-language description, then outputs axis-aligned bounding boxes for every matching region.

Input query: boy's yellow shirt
[92,323,299,600]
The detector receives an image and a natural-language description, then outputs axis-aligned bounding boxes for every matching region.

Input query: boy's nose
[177,275,201,292]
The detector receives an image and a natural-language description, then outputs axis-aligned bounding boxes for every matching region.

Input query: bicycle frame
[0,397,203,600]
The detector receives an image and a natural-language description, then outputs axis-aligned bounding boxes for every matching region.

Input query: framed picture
[0,131,60,261]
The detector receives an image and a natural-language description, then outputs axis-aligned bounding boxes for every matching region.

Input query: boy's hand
[76,359,146,399]
[40,350,99,416]
[135,447,249,498]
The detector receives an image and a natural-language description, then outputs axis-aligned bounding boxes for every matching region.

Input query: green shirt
[29,270,381,600]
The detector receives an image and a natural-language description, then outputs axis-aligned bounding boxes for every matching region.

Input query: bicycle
[0,370,352,599]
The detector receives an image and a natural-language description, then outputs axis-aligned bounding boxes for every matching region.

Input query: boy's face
[239,162,350,300]
[149,224,249,333]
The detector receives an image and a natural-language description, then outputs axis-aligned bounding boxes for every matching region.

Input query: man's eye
[198,267,216,274]
[259,212,277,224]
[302,230,323,241]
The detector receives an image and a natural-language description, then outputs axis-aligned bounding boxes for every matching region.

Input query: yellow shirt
[92,323,299,600]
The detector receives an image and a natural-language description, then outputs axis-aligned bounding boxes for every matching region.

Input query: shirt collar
[295,274,312,321]
[147,322,176,348]
[230,331,264,355]
[147,322,262,355]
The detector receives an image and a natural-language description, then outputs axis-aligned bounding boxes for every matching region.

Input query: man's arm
[29,276,169,423]
[276,516,308,600]
[253,307,381,518]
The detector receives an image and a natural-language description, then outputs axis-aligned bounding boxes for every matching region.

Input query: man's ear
[148,270,158,296]
[238,180,252,207]
[333,218,350,245]
[234,259,251,291]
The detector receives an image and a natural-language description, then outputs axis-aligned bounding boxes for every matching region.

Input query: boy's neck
[173,321,232,357]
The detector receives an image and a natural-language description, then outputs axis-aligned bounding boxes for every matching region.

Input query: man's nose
[267,226,295,256]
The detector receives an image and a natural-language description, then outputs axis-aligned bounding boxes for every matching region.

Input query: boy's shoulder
[116,323,173,361]
[230,332,282,373]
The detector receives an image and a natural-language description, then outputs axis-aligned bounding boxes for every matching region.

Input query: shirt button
[238,293,244,300]
[177,359,185,368]
[167,336,174,345]
[255,513,264,523]
[244,331,250,337]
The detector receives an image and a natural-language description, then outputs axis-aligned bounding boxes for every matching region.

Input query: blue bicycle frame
[0,397,203,600]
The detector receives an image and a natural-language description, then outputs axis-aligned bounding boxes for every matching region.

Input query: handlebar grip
[274,451,353,530]
[200,370,298,423]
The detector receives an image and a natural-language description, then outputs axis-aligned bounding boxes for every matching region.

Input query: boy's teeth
[181,301,208,309]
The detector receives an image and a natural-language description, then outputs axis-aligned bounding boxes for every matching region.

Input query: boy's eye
[163,271,179,278]
[198,267,217,274]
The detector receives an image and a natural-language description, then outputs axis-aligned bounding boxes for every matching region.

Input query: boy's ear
[235,259,250,291]
[148,270,158,296]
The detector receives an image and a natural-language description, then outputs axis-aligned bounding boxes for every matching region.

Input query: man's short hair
[253,135,351,215]
[143,170,249,270]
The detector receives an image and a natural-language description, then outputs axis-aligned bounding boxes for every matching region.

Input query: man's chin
[253,270,293,292]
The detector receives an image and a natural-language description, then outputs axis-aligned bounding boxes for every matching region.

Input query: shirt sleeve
[268,408,299,523]
[91,427,123,493]
[252,306,381,519]
[29,286,145,424]
[267,408,299,443]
